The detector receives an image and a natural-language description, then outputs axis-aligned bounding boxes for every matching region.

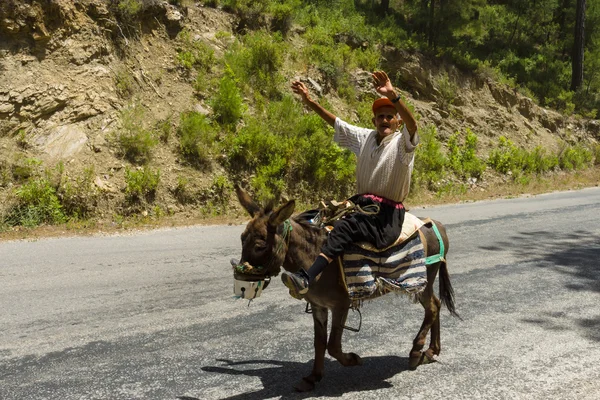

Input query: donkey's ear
[268,200,295,229]
[235,184,261,217]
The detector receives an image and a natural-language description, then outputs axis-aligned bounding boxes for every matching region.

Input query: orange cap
[372,97,395,114]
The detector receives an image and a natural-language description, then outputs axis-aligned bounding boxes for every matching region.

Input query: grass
[3,166,598,241]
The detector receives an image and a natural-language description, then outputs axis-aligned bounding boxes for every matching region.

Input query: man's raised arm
[291,80,336,127]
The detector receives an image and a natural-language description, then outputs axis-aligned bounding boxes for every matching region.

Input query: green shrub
[521,146,558,174]
[224,117,287,171]
[16,129,29,149]
[175,29,216,73]
[173,176,195,204]
[488,136,573,177]
[487,136,521,174]
[176,44,215,72]
[125,166,160,203]
[11,156,41,182]
[447,129,485,179]
[114,0,142,26]
[156,118,172,143]
[115,104,157,164]
[199,174,233,215]
[354,46,381,72]
[115,68,135,98]
[4,178,66,227]
[210,72,245,126]
[193,72,214,96]
[224,30,285,97]
[269,2,296,35]
[222,97,355,202]
[413,125,447,190]
[178,111,217,168]
[435,72,457,111]
[558,144,593,170]
[57,166,99,219]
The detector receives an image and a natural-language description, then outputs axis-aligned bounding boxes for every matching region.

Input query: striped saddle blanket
[341,230,427,301]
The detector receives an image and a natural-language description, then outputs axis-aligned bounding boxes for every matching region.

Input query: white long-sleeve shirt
[333,117,419,203]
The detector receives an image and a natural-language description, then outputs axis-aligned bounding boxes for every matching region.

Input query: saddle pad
[342,233,427,301]
[353,212,425,253]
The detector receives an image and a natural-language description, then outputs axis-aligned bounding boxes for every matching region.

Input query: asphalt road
[1,187,599,399]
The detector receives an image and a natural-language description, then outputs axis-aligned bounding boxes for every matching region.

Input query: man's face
[372,105,400,138]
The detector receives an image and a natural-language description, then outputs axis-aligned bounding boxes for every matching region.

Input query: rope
[275,219,293,255]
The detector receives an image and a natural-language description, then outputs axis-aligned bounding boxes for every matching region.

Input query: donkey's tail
[439,261,461,319]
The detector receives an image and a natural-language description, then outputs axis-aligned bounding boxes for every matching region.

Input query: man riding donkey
[282,70,419,299]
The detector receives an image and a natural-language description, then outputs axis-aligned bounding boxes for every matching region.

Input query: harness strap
[425,222,446,265]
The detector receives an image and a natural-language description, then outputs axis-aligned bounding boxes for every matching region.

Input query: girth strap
[425,222,445,265]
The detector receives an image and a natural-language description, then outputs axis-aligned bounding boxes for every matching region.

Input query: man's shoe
[281,270,309,299]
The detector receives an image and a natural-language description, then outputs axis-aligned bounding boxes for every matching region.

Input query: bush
[447,129,485,179]
[156,118,172,143]
[521,146,558,174]
[57,166,99,219]
[435,72,457,111]
[116,0,142,20]
[210,72,245,126]
[115,104,157,164]
[176,40,215,72]
[125,166,160,203]
[199,174,233,215]
[178,111,217,168]
[224,117,287,172]
[413,125,447,190]
[269,2,296,35]
[4,178,66,227]
[487,136,585,177]
[222,96,355,202]
[173,176,195,204]
[487,136,521,174]
[10,156,41,182]
[115,68,135,98]
[558,144,593,171]
[225,30,285,97]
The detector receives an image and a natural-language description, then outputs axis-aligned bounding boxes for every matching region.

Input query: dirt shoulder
[2,166,598,243]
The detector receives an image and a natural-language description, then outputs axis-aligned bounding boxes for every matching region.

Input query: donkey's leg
[295,304,328,392]
[327,307,363,367]
[408,283,440,370]
[427,294,442,358]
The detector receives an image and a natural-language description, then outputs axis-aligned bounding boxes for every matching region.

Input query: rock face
[0,0,189,160]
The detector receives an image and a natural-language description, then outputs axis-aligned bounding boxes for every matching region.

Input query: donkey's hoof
[422,349,438,365]
[408,352,424,370]
[294,376,318,392]
[352,353,363,366]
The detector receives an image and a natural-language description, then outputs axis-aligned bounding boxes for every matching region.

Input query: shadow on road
[197,355,410,399]
[480,229,600,341]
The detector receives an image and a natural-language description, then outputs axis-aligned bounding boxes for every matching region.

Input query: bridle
[233,218,293,280]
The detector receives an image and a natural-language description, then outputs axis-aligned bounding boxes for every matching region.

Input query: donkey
[233,185,458,392]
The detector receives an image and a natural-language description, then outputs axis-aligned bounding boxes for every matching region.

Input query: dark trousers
[320,194,405,259]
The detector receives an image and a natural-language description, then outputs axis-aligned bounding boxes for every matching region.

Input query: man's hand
[291,80,311,104]
[291,79,336,127]
[372,70,396,99]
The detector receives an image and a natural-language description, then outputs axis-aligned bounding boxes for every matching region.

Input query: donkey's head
[232,185,296,289]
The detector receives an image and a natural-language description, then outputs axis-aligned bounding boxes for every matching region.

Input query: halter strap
[275,219,293,255]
